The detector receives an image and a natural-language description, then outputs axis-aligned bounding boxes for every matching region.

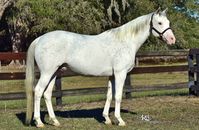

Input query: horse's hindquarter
[34,31,84,74]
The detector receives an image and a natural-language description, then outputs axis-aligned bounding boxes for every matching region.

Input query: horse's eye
[158,22,162,25]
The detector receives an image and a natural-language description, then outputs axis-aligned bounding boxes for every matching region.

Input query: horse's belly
[67,61,113,76]
[66,52,113,76]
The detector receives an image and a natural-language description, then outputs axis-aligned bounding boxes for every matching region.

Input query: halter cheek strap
[151,27,171,39]
[150,13,171,39]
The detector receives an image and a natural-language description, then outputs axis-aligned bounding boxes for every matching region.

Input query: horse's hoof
[36,123,45,128]
[50,118,61,127]
[53,122,61,127]
[104,120,112,125]
[118,122,126,126]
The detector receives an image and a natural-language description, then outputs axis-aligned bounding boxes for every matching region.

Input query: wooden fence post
[188,54,195,95]
[124,74,132,99]
[188,49,199,96]
[196,54,199,96]
[55,77,62,106]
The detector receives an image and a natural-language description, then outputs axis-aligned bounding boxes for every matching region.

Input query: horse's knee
[107,93,112,101]
[115,95,122,103]
[34,87,43,100]
[44,91,51,100]
[35,75,52,99]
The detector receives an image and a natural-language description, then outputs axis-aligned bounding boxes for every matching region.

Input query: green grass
[0,68,191,129]
[0,95,199,130]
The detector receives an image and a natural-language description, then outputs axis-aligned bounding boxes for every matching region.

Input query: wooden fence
[188,49,199,96]
[0,50,189,105]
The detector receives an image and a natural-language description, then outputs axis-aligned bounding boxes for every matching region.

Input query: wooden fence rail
[0,82,187,100]
[0,50,189,105]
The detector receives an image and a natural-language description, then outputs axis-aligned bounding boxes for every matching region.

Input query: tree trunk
[0,0,23,66]
[0,0,24,53]
[0,0,14,20]
[8,17,25,66]
[104,0,129,26]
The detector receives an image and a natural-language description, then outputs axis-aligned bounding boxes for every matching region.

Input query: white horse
[25,8,176,127]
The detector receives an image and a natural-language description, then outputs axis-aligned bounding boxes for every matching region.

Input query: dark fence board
[0,72,25,80]
[130,65,188,74]
[136,50,188,57]
[58,65,188,77]
[0,92,26,100]
[0,82,187,100]
[189,49,199,55]
[0,50,189,60]
[0,52,26,60]
[0,65,188,80]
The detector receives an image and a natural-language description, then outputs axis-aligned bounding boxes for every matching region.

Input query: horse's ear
[155,7,161,14]
[161,8,168,16]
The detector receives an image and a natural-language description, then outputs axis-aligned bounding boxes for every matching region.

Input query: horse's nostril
[171,37,174,41]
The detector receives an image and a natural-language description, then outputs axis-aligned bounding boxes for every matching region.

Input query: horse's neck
[110,13,152,52]
[132,23,151,52]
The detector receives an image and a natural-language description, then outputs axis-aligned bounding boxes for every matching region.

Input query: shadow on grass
[16,107,136,126]
[16,111,48,126]
[56,107,136,123]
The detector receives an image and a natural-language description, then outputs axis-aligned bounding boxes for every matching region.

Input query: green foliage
[4,0,199,50]
[6,0,106,47]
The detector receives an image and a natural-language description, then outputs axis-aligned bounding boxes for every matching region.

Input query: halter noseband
[150,13,171,39]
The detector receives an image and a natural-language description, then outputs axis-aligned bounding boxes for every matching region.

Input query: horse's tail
[25,37,39,125]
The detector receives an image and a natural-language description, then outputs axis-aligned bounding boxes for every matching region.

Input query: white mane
[108,13,152,41]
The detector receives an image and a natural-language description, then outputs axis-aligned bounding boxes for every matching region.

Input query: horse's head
[150,8,176,45]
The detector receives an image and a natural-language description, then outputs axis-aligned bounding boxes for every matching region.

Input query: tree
[6,0,106,52]
[174,0,186,7]
[0,0,14,20]
[104,0,129,26]
[1,0,198,54]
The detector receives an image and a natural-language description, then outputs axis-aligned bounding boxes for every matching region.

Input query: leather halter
[150,13,171,39]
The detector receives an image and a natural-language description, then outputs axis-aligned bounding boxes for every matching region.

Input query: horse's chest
[112,47,135,72]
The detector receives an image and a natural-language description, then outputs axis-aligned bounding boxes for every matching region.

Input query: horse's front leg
[103,76,114,125]
[114,71,127,126]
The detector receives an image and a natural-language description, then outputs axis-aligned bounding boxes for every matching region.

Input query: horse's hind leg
[103,76,114,125]
[114,71,126,126]
[34,73,53,128]
[44,76,60,127]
